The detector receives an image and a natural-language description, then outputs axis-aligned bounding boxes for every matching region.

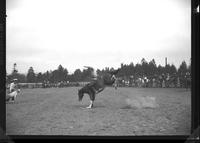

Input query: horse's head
[78,89,84,101]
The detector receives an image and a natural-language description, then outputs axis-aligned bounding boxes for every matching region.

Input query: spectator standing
[9,79,18,93]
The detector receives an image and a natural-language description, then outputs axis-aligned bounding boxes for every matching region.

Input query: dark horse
[78,70,119,108]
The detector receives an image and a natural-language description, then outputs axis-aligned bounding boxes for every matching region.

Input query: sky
[6,0,191,74]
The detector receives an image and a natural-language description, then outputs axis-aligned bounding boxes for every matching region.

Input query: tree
[141,58,148,76]
[43,71,51,82]
[169,64,177,74]
[63,68,69,82]
[73,69,82,81]
[135,63,142,77]
[7,73,26,83]
[157,65,164,75]
[53,65,69,82]
[128,62,135,76]
[11,63,18,79]
[57,65,64,82]
[27,67,36,83]
[141,58,147,65]
[165,64,171,74]
[36,72,43,83]
[12,63,18,74]
[81,68,91,81]
[178,61,187,76]
[149,59,157,76]
[6,63,26,83]
[50,70,58,82]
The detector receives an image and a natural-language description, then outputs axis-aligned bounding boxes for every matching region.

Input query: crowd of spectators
[117,72,191,89]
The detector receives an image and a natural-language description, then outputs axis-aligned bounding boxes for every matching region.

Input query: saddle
[86,81,103,94]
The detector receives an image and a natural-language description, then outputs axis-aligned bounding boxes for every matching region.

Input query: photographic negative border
[0,0,199,142]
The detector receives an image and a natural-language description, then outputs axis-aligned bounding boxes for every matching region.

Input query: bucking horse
[78,69,119,109]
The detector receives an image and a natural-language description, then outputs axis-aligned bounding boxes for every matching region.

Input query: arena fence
[17,82,87,89]
[18,83,43,88]
[8,80,189,89]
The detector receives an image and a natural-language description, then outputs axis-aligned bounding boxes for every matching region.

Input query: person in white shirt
[7,79,20,102]
[9,79,18,93]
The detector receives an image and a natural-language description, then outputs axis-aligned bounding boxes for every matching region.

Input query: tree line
[6,58,191,83]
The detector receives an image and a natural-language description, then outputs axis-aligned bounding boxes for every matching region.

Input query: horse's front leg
[86,90,95,109]
[86,100,94,109]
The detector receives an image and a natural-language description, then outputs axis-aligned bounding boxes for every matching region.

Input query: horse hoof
[86,106,92,109]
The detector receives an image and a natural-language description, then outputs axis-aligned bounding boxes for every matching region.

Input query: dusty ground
[6,87,191,135]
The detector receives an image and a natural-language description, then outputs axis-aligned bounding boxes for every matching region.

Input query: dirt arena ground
[6,87,191,135]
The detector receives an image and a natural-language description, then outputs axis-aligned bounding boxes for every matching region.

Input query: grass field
[6,87,191,135]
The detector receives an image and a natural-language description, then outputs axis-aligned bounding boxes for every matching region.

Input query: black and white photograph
[6,0,191,136]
